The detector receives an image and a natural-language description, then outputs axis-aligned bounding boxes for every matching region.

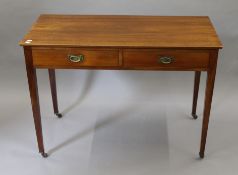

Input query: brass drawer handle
[68,54,84,63]
[159,56,174,64]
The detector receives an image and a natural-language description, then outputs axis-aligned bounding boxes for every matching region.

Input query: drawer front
[123,49,210,70]
[32,48,120,68]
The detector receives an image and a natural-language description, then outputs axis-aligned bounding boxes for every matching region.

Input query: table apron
[31,47,212,71]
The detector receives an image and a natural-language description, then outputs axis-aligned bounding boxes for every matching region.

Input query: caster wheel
[56,113,62,118]
[41,152,48,158]
[199,152,204,159]
[192,114,198,119]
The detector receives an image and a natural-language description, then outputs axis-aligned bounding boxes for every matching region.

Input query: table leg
[199,50,218,158]
[48,69,62,118]
[192,71,201,119]
[24,47,48,158]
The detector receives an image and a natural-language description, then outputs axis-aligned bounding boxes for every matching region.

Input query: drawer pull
[159,56,173,64]
[68,54,84,63]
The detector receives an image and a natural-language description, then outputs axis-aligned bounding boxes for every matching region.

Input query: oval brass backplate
[68,54,84,63]
[159,56,174,64]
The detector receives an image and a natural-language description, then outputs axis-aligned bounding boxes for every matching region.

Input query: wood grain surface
[19,15,222,49]
[32,47,119,68]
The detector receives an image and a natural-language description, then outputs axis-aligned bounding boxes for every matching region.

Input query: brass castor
[41,152,48,158]
[55,113,62,118]
[192,114,198,119]
[199,152,204,159]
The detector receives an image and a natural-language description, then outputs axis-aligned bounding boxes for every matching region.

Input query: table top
[19,14,222,49]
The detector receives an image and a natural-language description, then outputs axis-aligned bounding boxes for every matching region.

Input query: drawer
[123,49,210,70]
[32,48,120,68]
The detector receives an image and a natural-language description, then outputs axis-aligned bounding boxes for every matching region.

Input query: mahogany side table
[19,15,223,158]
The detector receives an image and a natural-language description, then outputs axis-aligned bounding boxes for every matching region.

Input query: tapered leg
[48,69,62,118]
[24,47,48,158]
[192,71,201,119]
[199,50,218,158]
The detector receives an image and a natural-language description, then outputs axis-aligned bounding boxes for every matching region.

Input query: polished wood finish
[33,48,119,68]
[20,15,222,158]
[48,69,61,118]
[192,71,201,119]
[32,47,210,70]
[24,46,47,157]
[199,50,218,158]
[19,15,222,49]
[123,49,209,71]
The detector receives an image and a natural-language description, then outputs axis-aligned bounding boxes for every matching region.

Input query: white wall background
[0,1,238,175]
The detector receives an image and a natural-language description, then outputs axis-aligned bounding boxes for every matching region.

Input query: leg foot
[55,113,62,118]
[192,114,198,119]
[41,152,48,158]
[199,152,204,159]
